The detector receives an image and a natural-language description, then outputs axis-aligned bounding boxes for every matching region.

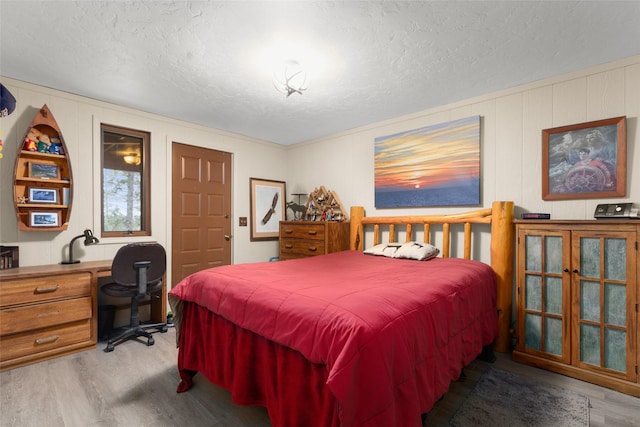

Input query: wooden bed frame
[171,200,516,425]
[348,200,515,352]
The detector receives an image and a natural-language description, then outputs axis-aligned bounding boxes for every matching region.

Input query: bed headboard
[348,201,515,353]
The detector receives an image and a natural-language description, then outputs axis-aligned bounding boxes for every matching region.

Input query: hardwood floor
[425,352,640,426]
[1,328,638,426]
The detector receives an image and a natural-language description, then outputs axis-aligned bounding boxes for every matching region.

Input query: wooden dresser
[0,260,167,370]
[512,220,639,397]
[0,261,109,371]
[279,221,350,260]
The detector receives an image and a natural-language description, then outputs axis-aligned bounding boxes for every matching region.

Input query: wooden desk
[0,261,166,371]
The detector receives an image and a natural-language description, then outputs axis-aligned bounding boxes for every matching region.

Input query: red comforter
[169,250,498,427]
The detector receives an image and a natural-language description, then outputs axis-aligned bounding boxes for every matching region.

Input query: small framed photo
[542,116,626,200]
[29,211,61,227]
[28,187,58,204]
[250,177,286,241]
[29,162,60,179]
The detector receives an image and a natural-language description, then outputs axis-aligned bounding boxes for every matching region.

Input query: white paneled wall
[0,78,287,268]
[287,55,640,224]
[1,55,638,270]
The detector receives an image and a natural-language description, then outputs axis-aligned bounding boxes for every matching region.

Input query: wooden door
[171,143,232,288]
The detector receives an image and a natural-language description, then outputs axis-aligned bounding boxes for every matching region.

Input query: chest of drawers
[279,221,350,260]
[0,261,110,371]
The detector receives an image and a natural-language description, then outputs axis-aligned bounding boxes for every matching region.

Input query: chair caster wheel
[147,337,155,346]
[104,344,114,352]
[161,325,168,333]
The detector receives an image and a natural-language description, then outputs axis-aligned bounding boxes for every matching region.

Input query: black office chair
[102,242,168,352]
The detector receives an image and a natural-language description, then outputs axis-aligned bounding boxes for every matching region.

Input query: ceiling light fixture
[273,60,308,97]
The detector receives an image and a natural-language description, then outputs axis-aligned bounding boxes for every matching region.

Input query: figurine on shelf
[24,128,40,151]
[286,201,306,220]
[49,136,64,155]
[17,195,28,204]
[37,133,51,153]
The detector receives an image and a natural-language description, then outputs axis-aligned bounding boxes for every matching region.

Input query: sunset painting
[374,116,480,208]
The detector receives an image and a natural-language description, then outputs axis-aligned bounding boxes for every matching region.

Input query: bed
[168,201,514,427]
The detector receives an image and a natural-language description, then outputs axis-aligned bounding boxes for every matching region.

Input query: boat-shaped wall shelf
[13,104,73,231]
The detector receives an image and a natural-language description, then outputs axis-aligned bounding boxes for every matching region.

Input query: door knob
[224,234,231,241]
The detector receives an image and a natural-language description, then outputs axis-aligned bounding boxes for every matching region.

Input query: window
[101,124,150,237]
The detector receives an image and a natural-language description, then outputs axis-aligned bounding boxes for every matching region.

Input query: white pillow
[394,241,440,261]
[364,241,439,261]
[363,242,401,257]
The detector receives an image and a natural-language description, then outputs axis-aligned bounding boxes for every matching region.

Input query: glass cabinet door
[518,229,571,363]
[572,231,636,381]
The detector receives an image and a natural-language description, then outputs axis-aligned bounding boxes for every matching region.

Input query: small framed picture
[29,211,61,227]
[249,177,286,241]
[28,187,58,204]
[29,162,60,179]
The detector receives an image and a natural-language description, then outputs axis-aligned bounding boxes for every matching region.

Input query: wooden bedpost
[350,206,365,251]
[491,201,515,353]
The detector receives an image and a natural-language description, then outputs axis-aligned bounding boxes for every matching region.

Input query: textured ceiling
[1,1,639,145]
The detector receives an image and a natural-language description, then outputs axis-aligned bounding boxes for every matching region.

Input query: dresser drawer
[0,296,92,336]
[0,319,91,364]
[279,221,350,261]
[280,223,326,240]
[280,239,326,258]
[0,273,91,308]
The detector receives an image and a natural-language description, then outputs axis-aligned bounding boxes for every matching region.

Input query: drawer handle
[284,229,293,234]
[307,231,318,235]
[307,246,318,252]
[35,336,60,345]
[37,310,61,318]
[285,244,293,249]
[34,285,60,294]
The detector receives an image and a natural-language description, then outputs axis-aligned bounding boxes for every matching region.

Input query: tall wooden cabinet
[512,220,639,397]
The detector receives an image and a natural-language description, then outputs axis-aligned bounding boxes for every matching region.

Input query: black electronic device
[593,203,639,219]
[521,213,551,220]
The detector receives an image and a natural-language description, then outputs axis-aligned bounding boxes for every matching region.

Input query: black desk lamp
[62,229,100,264]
